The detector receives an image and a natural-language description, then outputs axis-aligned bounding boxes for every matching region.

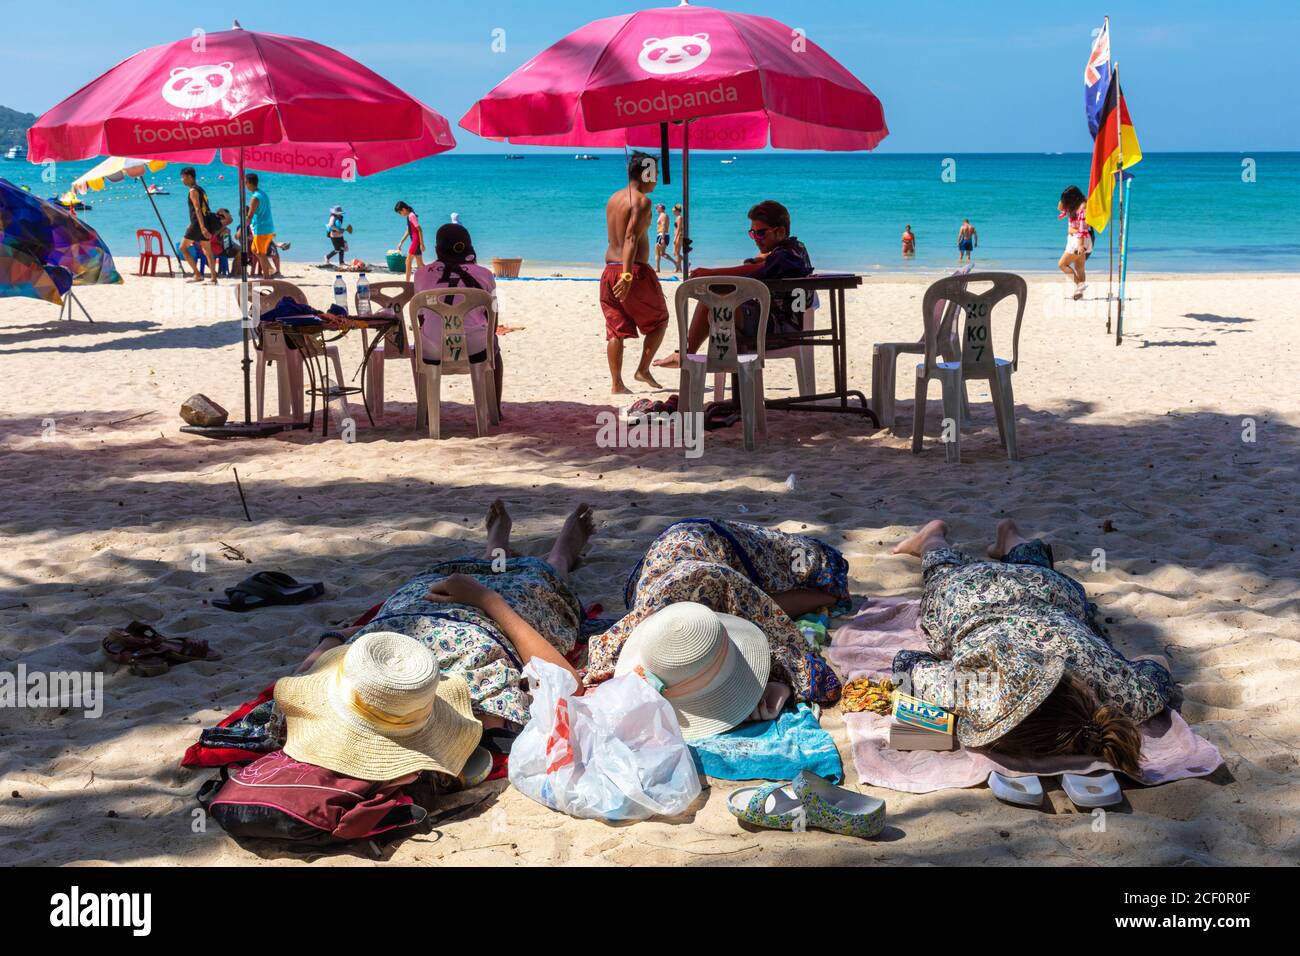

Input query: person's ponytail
[994,673,1143,775]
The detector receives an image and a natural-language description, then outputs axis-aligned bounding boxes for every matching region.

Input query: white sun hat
[275,631,482,781]
[614,602,770,741]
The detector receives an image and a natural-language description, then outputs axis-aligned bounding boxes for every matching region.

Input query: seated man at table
[413,222,504,410]
[654,200,814,368]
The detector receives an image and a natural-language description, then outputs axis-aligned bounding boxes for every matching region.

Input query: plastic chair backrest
[358,280,415,353]
[363,280,415,316]
[243,279,309,311]
[921,272,1027,378]
[406,288,497,375]
[137,229,163,255]
[675,276,771,372]
[926,264,975,358]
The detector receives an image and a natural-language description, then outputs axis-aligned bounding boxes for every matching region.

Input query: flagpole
[1111,62,1125,341]
[1107,15,1118,335]
[1116,174,1131,345]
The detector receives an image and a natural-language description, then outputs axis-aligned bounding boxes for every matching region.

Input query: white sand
[0,262,1296,866]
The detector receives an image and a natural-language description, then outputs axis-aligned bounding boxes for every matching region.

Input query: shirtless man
[957,219,978,262]
[600,151,668,394]
[654,203,678,273]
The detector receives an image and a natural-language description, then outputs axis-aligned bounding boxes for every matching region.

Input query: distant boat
[720,156,736,164]
[574,153,600,160]
[146,184,169,195]
[504,154,525,160]
[2,146,25,161]
[51,195,92,211]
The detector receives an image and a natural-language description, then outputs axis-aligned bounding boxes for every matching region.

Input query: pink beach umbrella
[461,1,888,270]
[28,23,456,436]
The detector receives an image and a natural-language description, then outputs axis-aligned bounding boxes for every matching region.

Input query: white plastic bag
[508,659,701,822]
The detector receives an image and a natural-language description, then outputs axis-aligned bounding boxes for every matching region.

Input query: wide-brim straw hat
[275,631,482,781]
[614,602,770,742]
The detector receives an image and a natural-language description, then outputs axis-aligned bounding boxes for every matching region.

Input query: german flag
[1086,74,1142,232]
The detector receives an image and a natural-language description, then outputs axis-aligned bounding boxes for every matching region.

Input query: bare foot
[634,369,661,389]
[986,517,1028,559]
[892,520,949,558]
[611,381,633,395]
[546,503,595,576]
[652,351,681,369]
[484,498,512,557]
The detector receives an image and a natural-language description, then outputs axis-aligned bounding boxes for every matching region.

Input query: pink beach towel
[828,598,1223,794]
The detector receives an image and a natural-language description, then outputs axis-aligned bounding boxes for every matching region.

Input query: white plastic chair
[676,276,771,452]
[244,279,347,425]
[356,280,416,423]
[406,288,500,439]
[872,265,972,432]
[911,272,1027,463]
[714,297,816,402]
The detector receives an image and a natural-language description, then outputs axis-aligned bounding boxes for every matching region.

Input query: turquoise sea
[4,152,1297,273]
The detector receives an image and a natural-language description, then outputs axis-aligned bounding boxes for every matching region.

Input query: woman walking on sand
[1057,185,1093,300]
[394,200,425,281]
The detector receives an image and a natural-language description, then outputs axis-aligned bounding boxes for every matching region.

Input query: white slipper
[989,771,1044,807]
[1061,772,1122,808]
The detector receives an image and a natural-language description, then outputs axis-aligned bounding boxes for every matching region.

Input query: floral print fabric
[351,557,581,728]
[590,520,845,704]
[893,541,1174,745]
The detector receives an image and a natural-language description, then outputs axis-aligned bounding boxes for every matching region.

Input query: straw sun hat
[614,602,770,741]
[275,631,482,782]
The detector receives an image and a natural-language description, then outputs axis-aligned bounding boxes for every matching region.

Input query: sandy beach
[0,262,1296,866]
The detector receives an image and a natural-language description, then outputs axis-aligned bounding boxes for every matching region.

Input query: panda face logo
[161,63,235,111]
[638,34,712,76]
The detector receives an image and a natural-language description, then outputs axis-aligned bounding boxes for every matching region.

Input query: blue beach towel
[689,703,843,783]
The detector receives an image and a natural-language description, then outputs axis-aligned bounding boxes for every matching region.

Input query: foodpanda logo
[161,63,235,110]
[638,34,712,75]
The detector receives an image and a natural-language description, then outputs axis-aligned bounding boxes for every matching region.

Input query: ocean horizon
[5,151,1297,274]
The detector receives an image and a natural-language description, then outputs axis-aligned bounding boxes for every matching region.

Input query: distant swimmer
[902,224,916,257]
[957,219,978,262]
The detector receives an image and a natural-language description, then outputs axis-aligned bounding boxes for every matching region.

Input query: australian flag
[1084,18,1111,138]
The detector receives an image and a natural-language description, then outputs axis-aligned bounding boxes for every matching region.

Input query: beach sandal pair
[213,571,324,612]
[989,771,1123,809]
[102,621,222,677]
[727,770,886,839]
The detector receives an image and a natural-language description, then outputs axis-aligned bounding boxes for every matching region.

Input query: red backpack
[198,750,426,846]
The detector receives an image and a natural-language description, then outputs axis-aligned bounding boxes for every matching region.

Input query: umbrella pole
[239,148,252,424]
[140,175,187,277]
[681,122,691,278]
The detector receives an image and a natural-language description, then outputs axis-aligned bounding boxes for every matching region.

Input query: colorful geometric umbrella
[0,178,121,306]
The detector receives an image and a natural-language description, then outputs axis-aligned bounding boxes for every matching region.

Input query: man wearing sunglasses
[654,200,814,368]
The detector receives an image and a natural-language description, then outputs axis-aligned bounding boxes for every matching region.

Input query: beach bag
[197,749,426,846]
[508,660,701,822]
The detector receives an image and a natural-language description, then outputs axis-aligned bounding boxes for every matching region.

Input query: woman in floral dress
[587,519,848,710]
[296,500,593,730]
[890,518,1177,773]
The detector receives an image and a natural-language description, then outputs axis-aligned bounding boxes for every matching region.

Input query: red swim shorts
[600,263,669,341]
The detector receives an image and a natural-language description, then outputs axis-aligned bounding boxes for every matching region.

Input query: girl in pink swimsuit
[1057,185,1092,300]
[394,201,425,281]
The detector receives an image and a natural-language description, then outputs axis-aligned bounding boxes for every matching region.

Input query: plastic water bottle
[333,274,347,310]
[356,272,371,316]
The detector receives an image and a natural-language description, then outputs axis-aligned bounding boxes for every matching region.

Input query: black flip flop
[212,571,325,612]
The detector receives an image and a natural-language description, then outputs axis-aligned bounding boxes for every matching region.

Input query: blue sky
[4,1,1295,152]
